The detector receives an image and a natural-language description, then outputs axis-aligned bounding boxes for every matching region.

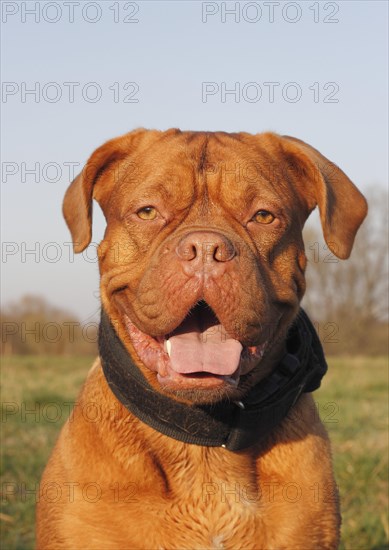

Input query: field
[1,355,388,549]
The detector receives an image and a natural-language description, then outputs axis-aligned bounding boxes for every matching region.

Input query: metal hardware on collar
[99,308,328,452]
[290,383,305,409]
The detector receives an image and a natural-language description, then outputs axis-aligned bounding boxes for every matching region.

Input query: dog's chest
[157,485,260,550]
[134,446,263,549]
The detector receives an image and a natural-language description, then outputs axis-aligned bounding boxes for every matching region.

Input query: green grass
[1,356,92,549]
[1,355,388,549]
[316,357,389,549]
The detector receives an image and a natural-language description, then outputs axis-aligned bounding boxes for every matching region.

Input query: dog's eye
[253,210,275,224]
[137,206,158,220]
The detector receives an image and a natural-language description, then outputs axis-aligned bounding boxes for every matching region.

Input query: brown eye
[137,206,158,220]
[253,210,275,224]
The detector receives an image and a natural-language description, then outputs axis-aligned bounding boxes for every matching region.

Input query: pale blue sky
[1,0,388,321]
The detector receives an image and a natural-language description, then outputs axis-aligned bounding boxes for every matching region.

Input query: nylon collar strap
[99,308,327,452]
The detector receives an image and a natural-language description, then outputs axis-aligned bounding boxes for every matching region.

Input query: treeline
[302,186,388,356]
[0,296,97,356]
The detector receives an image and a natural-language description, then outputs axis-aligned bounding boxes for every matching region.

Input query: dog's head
[63,129,367,403]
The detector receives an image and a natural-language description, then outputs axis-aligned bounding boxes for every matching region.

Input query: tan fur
[36,130,367,549]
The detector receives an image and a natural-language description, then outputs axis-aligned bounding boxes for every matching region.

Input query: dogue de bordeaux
[36,129,367,549]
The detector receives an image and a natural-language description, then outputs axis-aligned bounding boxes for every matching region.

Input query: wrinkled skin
[98,132,310,401]
[36,129,367,550]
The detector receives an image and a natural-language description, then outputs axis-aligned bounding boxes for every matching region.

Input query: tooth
[166,339,172,357]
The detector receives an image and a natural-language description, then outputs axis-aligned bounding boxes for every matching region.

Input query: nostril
[189,244,197,259]
[177,243,197,261]
[214,243,236,262]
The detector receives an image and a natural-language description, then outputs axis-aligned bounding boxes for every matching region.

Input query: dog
[36,129,367,549]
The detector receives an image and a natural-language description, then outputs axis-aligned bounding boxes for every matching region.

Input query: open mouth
[124,300,267,392]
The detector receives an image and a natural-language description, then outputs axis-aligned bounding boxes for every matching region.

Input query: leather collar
[99,308,327,451]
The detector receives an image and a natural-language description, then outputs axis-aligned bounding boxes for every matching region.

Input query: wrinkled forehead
[115,131,289,205]
[200,133,286,201]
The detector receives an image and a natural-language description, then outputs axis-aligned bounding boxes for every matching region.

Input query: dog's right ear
[63,129,149,253]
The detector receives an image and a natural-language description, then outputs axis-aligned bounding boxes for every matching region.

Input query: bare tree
[302,185,388,354]
[0,295,97,356]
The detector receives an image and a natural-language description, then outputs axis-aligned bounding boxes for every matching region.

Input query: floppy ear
[280,135,368,259]
[63,129,148,253]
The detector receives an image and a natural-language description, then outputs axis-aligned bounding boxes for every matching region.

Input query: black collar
[99,309,327,452]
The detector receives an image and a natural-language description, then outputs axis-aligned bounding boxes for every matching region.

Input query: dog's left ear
[63,129,149,253]
[279,135,368,259]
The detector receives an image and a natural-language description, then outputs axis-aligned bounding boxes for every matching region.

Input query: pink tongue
[168,324,243,376]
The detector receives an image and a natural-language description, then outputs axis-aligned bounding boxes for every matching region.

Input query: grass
[1,356,92,549]
[1,355,388,549]
[316,356,389,549]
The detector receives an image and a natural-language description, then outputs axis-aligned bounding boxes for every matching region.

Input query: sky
[1,0,388,322]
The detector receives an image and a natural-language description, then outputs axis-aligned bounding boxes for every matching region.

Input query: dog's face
[63,129,367,403]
